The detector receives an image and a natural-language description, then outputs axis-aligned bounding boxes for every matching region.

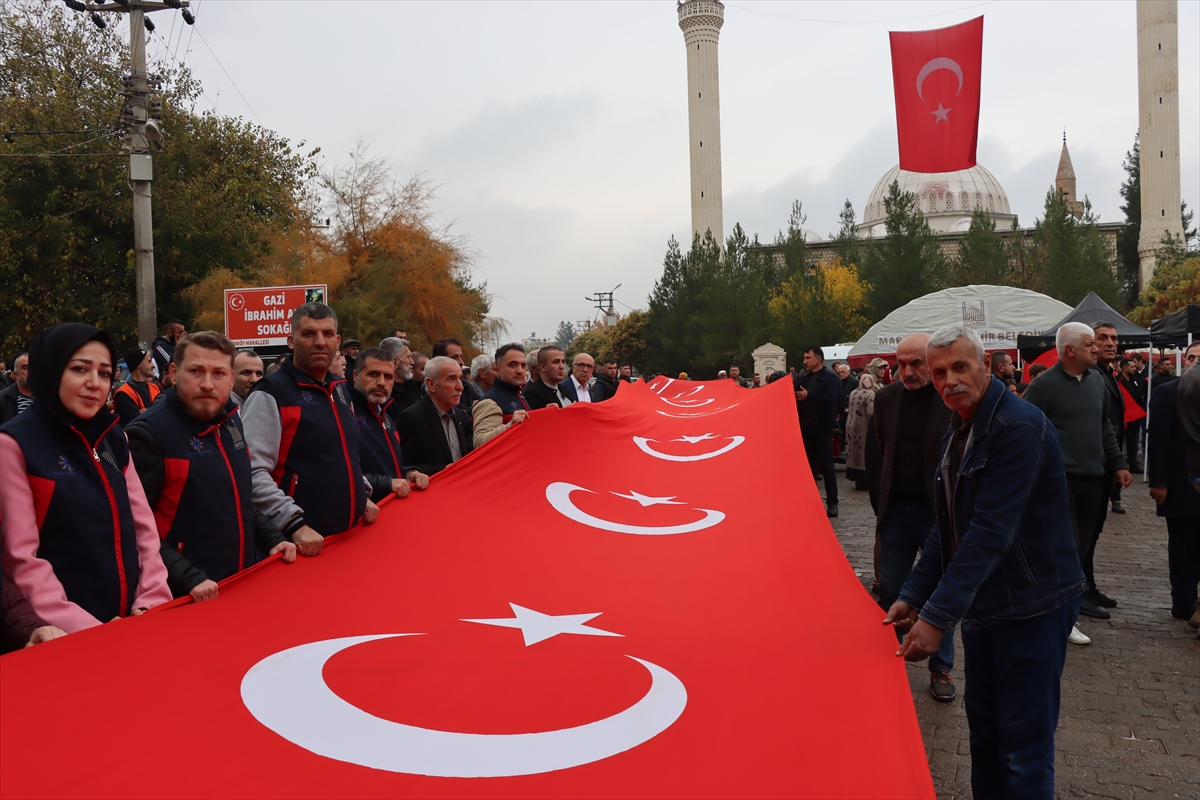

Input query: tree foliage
[1033,188,1120,307]
[858,181,949,318]
[553,321,576,350]
[1126,242,1200,326]
[766,256,870,355]
[563,311,650,373]
[952,208,1009,286]
[0,0,316,353]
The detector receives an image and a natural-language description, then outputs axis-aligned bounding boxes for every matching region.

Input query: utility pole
[585,284,622,327]
[76,0,193,344]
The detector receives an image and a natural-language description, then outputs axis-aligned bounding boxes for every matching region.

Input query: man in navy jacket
[886,325,1086,800]
[794,346,841,517]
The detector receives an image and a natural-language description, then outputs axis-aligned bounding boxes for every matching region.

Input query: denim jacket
[899,377,1087,629]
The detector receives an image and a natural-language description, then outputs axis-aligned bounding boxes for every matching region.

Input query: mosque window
[974,193,982,210]
[961,192,969,210]
[929,195,936,212]
[988,194,994,211]
[946,194,954,211]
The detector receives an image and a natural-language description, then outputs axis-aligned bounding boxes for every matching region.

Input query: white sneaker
[1068,625,1091,645]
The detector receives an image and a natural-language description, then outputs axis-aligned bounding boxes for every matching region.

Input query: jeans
[1167,517,1200,613]
[879,500,954,673]
[801,426,838,505]
[1066,476,1104,590]
[961,599,1078,800]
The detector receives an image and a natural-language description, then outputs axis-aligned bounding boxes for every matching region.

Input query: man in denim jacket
[884,325,1087,800]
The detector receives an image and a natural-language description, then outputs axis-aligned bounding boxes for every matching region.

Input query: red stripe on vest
[153,457,190,539]
[28,475,56,530]
[272,406,302,484]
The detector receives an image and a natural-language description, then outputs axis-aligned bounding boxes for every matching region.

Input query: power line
[192,24,262,126]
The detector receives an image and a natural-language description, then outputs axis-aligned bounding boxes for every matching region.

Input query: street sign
[224,285,328,348]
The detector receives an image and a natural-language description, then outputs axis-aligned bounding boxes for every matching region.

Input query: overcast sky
[146,0,1199,341]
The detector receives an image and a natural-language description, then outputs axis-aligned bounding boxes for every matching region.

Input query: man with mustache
[350,348,429,502]
[872,333,957,701]
[1024,322,1131,624]
[885,325,1086,799]
[126,332,296,602]
[240,304,380,558]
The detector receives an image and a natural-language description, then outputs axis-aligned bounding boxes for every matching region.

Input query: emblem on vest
[357,413,370,426]
[225,421,246,450]
[189,436,206,453]
[55,456,75,475]
[300,390,316,404]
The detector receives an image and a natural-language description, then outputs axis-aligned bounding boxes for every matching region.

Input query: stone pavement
[825,469,1199,799]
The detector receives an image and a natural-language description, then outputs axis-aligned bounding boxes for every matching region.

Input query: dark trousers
[1167,517,1200,613]
[1066,476,1104,590]
[961,599,1078,800]
[801,425,838,504]
[878,501,954,673]
[1124,419,1143,470]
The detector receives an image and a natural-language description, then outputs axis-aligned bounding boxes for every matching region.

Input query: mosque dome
[800,228,825,243]
[859,163,1017,237]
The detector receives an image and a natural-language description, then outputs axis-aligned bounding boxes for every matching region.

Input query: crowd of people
[1,305,1197,800]
[0,303,647,651]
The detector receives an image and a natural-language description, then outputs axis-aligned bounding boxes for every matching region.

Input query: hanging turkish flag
[1119,380,1147,426]
[0,379,933,799]
[890,16,984,173]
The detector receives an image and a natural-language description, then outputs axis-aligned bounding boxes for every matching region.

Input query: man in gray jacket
[1025,322,1131,621]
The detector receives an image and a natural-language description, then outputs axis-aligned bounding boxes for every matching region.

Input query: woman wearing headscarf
[844,373,879,491]
[0,323,171,632]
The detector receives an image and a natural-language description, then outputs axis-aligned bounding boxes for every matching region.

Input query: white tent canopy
[849,285,1073,359]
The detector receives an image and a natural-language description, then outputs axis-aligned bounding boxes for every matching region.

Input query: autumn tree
[1126,241,1200,326]
[767,256,871,356]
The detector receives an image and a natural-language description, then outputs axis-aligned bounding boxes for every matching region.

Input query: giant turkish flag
[890,17,984,173]
[0,378,933,799]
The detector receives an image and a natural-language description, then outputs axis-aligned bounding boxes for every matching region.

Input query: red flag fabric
[1120,380,1147,425]
[890,17,984,173]
[0,379,933,799]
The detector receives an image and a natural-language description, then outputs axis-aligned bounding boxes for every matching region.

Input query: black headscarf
[28,323,119,429]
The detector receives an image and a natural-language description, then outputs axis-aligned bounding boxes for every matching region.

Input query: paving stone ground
[824,467,1199,800]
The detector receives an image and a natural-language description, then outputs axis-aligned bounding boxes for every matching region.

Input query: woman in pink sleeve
[0,323,171,633]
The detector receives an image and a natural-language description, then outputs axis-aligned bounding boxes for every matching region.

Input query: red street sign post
[224,285,329,348]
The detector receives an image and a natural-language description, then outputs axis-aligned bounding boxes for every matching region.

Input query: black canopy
[1017,291,1152,358]
[1148,304,1200,344]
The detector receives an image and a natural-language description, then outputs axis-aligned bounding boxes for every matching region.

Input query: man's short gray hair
[378,337,409,361]
[470,353,493,374]
[928,325,986,364]
[1056,322,1094,355]
[423,355,458,386]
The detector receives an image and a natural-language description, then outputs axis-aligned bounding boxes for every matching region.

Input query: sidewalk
[828,471,1199,799]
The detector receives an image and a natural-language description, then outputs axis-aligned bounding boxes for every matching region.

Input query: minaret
[1055,133,1084,219]
[678,0,724,245]
[1136,0,1184,288]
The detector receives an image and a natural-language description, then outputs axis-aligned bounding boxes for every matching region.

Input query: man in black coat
[591,359,621,402]
[1149,342,1200,621]
[522,346,574,410]
[396,356,474,476]
[0,352,32,424]
[1092,322,1127,515]
[794,346,841,517]
[1118,357,1146,471]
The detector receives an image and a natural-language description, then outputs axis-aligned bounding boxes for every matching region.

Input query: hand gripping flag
[0,378,934,799]
[890,16,984,173]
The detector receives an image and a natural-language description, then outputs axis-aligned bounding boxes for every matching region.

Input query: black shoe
[1111,501,1126,514]
[1079,597,1111,619]
[826,502,839,518]
[930,670,956,703]
[1087,589,1118,608]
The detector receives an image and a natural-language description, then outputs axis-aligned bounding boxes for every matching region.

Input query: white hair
[928,325,986,364]
[423,355,459,386]
[1056,322,1094,356]
[471,353,493,374]
[378,337,409,361]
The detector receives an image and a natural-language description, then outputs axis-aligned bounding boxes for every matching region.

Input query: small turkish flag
[890,16,984,173]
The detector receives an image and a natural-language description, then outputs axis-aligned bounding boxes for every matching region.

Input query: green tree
[767,256,871,355]
[1116,136,1142,307]
[858,180,949,318]
[553,321,576,350]
[1034,188,1120,306]
[0,1,317,353]
[952,208,1009,286]
[1127,246,1200,326]
[830,199,861,268]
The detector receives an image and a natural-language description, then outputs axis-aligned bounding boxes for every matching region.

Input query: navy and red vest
[483,379,530,423]
[0,402,140,621]
[350,388,404,480]
[135,391,256,581]
[254,362,366,535]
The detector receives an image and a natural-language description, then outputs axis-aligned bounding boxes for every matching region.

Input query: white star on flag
[931,103,951,123]
[463,603,624,646]
[612,491,685,507]
[673,433,717,444]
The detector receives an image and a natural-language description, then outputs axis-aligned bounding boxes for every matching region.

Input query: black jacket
[873,381,954,529]
[591,374,621,403]
[523,380,572,410]
[1091,363,1125,450]
[0,382,25,425]
[396,394,474,476]
[794,366,840,429]
[385,379,425,426]
[1148,379,1200,521]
